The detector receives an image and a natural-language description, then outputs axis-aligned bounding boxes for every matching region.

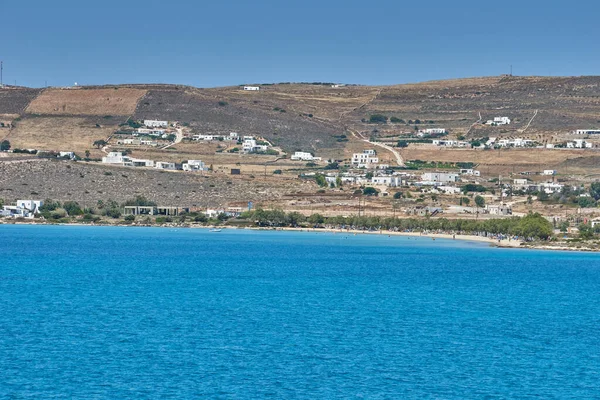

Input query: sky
[2,0,599,88]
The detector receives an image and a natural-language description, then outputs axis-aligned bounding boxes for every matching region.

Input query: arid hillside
[2,76,600,157]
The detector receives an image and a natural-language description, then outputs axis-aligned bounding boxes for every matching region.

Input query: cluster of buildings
[546,139,594,149]
[1,200,43,219]
[512,179,566,194]
[101,152,207,171]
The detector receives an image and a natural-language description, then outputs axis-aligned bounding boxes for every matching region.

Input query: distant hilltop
[2,75,600,155]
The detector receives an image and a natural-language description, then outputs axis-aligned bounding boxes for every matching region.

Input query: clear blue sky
[3,0,599,88]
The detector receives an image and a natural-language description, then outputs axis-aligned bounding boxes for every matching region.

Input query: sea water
[1,225,599,398]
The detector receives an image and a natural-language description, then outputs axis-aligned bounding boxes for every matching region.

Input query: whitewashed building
[1,199,44,218]
[486,116,511,125]
[422,128,447,135]
[182,160,207,172]
[102,151,132,166]
[291,151,321,161]
[144,120,168,128]
[352,150,379,168]
[155,162,176,170]
[575,129,600,135]
[421,172,459,183]
[243,86,260,91]
[371,176,402,187]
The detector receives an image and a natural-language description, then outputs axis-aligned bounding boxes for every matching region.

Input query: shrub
[368,114,388,124]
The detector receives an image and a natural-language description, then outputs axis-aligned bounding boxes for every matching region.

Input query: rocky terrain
[0,159,310,207]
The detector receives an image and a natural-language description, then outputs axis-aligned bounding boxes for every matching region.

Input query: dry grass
[7,116,117,153]
[27,88,146,116]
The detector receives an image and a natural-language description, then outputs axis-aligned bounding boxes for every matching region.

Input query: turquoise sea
[1,225,600,398]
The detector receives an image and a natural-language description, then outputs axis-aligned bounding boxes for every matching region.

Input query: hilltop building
[291,151,321,161]
[486,117,511,126]
[352,150,379,168]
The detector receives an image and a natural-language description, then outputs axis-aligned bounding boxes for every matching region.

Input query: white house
[182,160,207,172]
[486,116,511,125]
[567,139,592,149]
[543,170,557,176]
[59,151,75,160]
[422,128,447,135]
[291,151,321,161]
[155,161,176,170]
[371,176,402,187]
[102,151,132,166]
[242,138,267,153]
[540,182,564,194]
[352,150,379,168]
[460,169,481,176]
[421,172,459,183]
[130,158,155,167]
[144,120,168,128]
[575,129,600,135]
[437,186,461,194]
[1,199,44,219]
[486,204,512,215]
[243,86,260,91]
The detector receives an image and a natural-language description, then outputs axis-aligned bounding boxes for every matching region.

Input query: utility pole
[1,61,3,87]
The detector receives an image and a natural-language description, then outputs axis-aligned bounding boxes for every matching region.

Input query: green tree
[308,213,325,225]
[365,172,374,179]
[474,195,485,208]
[363,187,379,196]
[397,140,409,148]
[590,182,600,200]
[336,176,342,187]
[578,223,594,240]
[368,114,388,124]
[62,201,83,216]
[314,173,327,187]
[0,140,11,151]
[93,139,107,149]
[460,197,470,206]
[393,191,403,199]
[85,150,90,158]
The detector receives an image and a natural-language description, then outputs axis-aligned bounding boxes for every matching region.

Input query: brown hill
[2,76,600,157]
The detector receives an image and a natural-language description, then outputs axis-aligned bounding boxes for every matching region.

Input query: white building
[117,138,142,145]
[437,186,461,194]
[575,129,600,135]
[543,170,557,176]
[1,199,44,219]
[144,120,168,128]
[102,151,132,166]
[243,86,260,91]
[422,128,447,135]
[432,140,469,148]
[567,139,593,149]
[155,161,176,170]
[540,182,564,194]
[59,151,75,160]
[352,150,379,168]
[421,172,459,183]
[131,158,155,167]
[460,169,481,176]
[496,138,533,148]
[486,204,512,215]
[242,138,268,153]
[371,176,402,187]
[486,116,511,125]
[291,151,321,161]
[182,160,207,172]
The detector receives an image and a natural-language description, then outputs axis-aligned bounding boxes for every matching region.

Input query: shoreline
[3,219,598,252]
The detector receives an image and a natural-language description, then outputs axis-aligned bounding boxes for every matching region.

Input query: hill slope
[2,76,600,156]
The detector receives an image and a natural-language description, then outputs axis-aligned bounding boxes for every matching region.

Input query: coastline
[4,219,597,252]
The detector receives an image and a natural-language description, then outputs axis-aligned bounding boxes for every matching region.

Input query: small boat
[209,228,222,232]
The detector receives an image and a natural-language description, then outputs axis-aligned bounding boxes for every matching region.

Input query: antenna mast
[1,61,3,87]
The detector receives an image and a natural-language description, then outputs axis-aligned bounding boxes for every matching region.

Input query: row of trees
[241,210,554,240]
